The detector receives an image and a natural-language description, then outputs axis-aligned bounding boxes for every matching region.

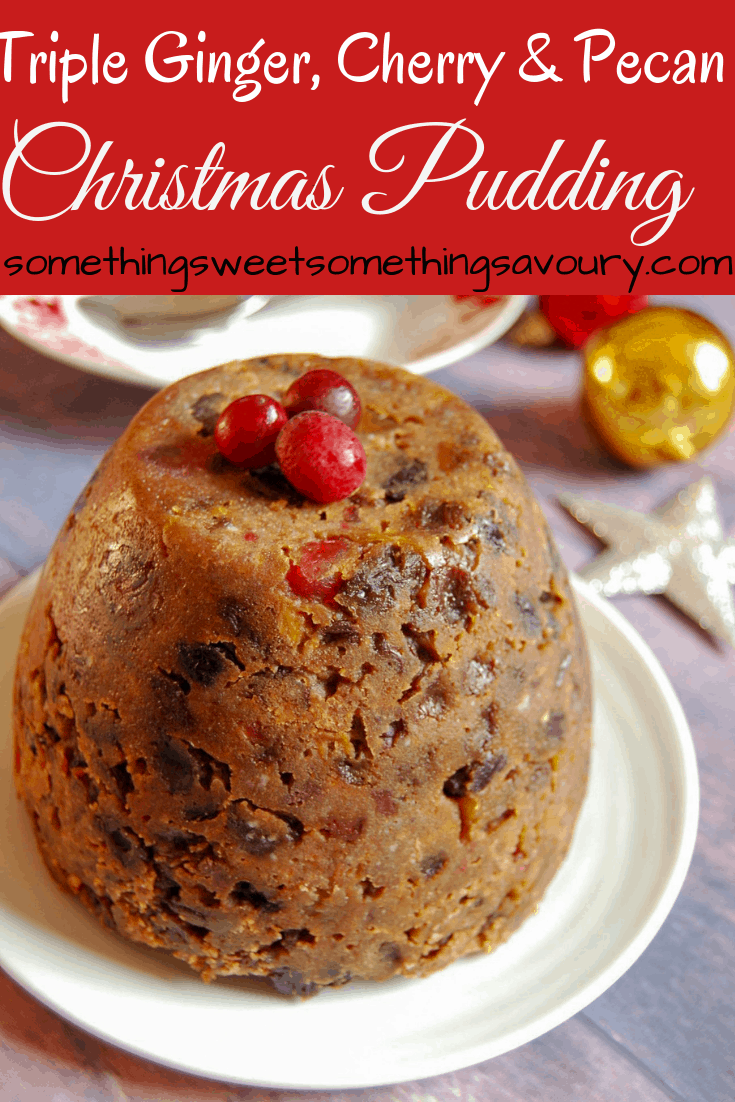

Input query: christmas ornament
[540,295,648,348]
[583,307,735,468]
[560,477,735,647]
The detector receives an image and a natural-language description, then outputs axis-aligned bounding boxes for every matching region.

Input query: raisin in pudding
[13,354,591,993]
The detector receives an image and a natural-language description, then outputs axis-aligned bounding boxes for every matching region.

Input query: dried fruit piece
[443,751,507,798]
[178,642,227,686]
[478,517,506,552]
[544,712,565,740]
[539,295,648,349]
[191,393,225,436]
[515,594,541,635]
[231,881,281,912]
[383,458,428,503]
[339,546,425,615]
[420,853,447,878]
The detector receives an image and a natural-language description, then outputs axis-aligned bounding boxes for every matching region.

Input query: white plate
[0,294,528,387]
[0,573,698,1090]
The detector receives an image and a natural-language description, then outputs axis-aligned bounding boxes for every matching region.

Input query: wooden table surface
[0,295,732,1102]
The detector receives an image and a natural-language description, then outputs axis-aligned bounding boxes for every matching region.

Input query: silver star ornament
[559,476,735,647]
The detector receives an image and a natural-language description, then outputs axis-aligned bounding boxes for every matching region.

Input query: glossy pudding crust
[13,354,591,993]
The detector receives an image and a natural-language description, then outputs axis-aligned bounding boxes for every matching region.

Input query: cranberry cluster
[214,369,365,504]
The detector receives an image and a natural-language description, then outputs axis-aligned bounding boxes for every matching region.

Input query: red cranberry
[214,394,287,467]
[275,411,367,503]
[539,296,648,349]
[287,538,350,603]
[283,369,362,428]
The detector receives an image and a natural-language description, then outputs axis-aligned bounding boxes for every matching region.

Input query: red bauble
[283,369,362,428]
[276,411,367,503]
[214,394,288,467]
[539,296,649,349]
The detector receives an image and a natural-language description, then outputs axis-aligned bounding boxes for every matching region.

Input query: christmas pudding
[13,354,591,993]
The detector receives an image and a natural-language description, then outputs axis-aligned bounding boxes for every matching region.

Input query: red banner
[0,0,732,292]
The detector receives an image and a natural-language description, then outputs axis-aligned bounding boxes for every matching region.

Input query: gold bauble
[583,307,735,468]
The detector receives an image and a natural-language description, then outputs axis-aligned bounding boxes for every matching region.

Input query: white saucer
[0,295,528,388]
[0,574,698,1089]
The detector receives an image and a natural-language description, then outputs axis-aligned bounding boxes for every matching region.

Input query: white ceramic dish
[0,295,528,387]
[0,573,698,1089]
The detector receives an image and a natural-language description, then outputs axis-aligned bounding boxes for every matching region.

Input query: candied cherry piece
[539,295,648,349]
[287,538,350,603]
[283,369,362,428]
[214,394,288,467]
[275,411,366,503]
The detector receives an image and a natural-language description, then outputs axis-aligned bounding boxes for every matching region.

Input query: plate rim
[0,294,529,387]
[0,572,699,1089]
